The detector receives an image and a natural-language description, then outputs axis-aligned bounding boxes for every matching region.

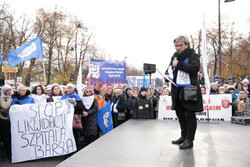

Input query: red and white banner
[158,94,232,121]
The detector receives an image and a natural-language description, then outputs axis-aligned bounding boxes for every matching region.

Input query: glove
[68,98,77,106]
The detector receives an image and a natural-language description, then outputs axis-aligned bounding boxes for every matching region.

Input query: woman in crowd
[133,87,153,119]
[128,89,138,117]
[11,84,16,94]
[47,84,63,102]
[123,87,132,120]
[233,90,250,116]
[81,86,98,146]
[11,85,35,105]
[30,85,47,104]
[200,85,206,95]
[162,89,171,96]
[105,86,114,102]
[61,83,84,150]
[242,79,249,97]
[232,83,243,102]
[111,86,127,127]
[0,85,13,159]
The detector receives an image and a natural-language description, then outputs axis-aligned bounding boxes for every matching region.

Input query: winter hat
[17,84,26,92]
[1,84,12,93]
[83,85,93,91]
[66,83,76,89]
[242,79,249,84]
[140,87,147,92]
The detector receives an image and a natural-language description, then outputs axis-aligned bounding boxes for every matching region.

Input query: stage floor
[57,120,250,167]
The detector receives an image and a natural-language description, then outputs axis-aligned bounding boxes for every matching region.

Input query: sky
[5,0,250,74]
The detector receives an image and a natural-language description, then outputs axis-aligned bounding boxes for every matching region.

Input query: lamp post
[218,0,235,83]
[75,23,82,74]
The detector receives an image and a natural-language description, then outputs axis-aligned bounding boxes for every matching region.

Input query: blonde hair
[173,35,190,46]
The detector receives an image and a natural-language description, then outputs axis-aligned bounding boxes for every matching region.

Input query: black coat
[133,94,153,119]
[82,98,98,137]
[166,48,203,112]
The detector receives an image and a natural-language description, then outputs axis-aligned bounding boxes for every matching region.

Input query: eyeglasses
[86,91,92,93]
[175,44,184,48]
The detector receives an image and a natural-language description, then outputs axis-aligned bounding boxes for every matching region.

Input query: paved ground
[1,120,250,167]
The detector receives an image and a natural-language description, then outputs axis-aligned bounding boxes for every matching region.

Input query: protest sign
[9,100,76,163]
[158,94,232,121]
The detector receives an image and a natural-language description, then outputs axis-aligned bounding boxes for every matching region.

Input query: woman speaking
[165,35,203,149]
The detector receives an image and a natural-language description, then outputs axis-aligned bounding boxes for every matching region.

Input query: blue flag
[96,101,113,134]
[143,71,147,87]
[6,36,43,68]
[0,53,3,65]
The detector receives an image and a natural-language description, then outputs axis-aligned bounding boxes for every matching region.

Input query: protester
[133,87,153,119]
[165,35,203,149]
[100,85,107,96]
[219,86,226,94]
[242,79,249,97]
[128,89,138,117]
[11,84,17,94]
[81,86,98,146]
[233,90,250,116]
[227,85,235,94]
[200,85,206,95]
[61,83,84,150]
[0,85,13,159]
[30,85,47,104]
[210,82,219,94]
[123,87,132,120]
[199,73,205,85]
[111,86,127,127]
[162,89,171,96]
[11,85,35,105]
[93,81,105,110]
[157,88,163,96]
[105,85,114,102]
[47,84,63,102]
[232,83,243,102]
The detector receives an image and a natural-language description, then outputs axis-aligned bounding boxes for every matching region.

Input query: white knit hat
[66,83,76,89]
[1,84,12,93]
[242,78,249,83]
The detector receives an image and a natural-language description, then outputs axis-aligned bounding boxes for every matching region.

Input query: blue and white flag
[96,101,113,134]
[0,53,3,65]
[6,36,43,68]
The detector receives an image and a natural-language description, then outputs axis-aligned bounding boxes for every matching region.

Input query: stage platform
[57,120,250,167]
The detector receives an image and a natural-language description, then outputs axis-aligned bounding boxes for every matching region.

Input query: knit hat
[242,78,249,83]
[66,83,76,89]
[140,87,147,92]
[1,84,12,93]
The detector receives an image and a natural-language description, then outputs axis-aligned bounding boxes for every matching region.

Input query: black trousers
[0,119,11,158]
[175,101,197,141]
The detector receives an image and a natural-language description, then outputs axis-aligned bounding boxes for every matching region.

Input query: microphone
[173,57,177,71]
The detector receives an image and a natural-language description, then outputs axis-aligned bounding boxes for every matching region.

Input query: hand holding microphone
[173,57,178,70]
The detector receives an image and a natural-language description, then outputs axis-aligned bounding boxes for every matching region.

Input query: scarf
[30,94,47,104]
[82,95,94,110]
[61,93,81,101]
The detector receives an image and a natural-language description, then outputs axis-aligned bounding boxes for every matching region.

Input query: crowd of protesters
[0,77,249,160]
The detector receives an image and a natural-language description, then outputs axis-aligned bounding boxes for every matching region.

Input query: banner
[1,61,18,73]
[88,59,126,85]
[6,36,43,68]
[9,100,76,163]
[96,101,113,134]
[158,94,232,121]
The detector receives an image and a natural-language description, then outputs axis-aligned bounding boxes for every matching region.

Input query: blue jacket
[232,89,240,102]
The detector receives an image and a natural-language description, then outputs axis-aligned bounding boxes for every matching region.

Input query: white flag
[77,64,83,98]
[202,13,211,99]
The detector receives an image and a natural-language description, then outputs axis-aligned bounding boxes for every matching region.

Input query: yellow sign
[1,61,18,73]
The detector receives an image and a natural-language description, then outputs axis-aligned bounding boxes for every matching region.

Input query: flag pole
[43,58,46,85]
